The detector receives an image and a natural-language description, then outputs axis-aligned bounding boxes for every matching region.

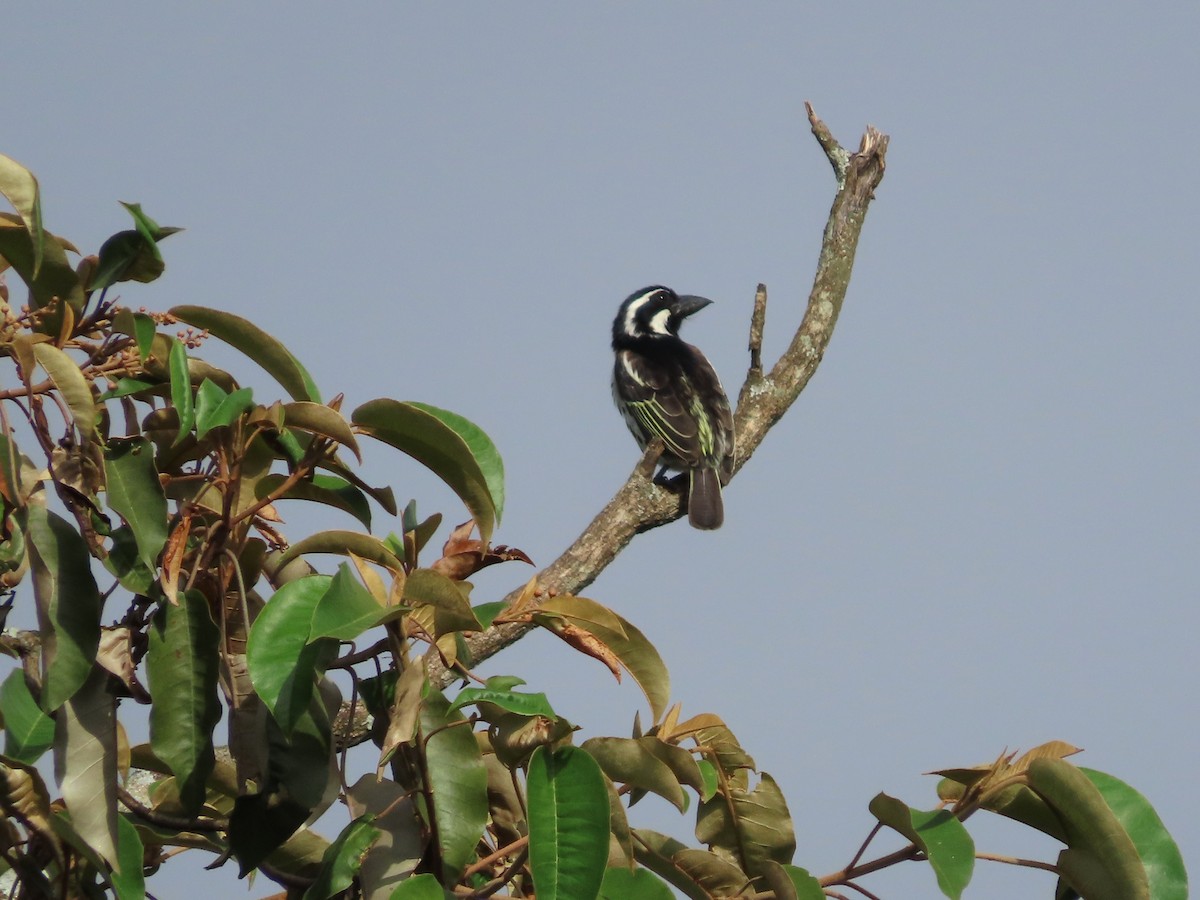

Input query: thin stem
[976,851,1058,873]
[463,835,530,880]
[845,822,883,871]
[474,845,530,898]
[843,882,884,900]
[820,842,923,887]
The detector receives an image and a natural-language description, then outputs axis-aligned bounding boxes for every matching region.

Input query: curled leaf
[430,519,533,580]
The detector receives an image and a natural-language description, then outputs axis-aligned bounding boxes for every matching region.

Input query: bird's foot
[653,467,685,489]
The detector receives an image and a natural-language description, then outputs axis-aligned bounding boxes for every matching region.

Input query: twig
[117,786,227,833]
[976,852,1058,873]
[843,882,884,900]
[845,822,883,871]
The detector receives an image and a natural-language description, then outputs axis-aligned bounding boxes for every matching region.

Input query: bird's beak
[672,295,713,318]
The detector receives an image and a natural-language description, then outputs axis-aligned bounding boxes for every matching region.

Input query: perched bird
[611,285,735,529]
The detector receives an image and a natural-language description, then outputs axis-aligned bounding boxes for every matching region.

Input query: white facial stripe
[621,289,661,337]
[648,308,672,335]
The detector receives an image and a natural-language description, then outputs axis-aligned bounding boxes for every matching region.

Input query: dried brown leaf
[541,617,621,681]
[161,510,192,605]
[255,502,283,523]
[96,626,150,702]
[430,520,533,580]
[0,760,56,843]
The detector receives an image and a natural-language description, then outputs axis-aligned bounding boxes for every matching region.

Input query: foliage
[0,155,1187,899]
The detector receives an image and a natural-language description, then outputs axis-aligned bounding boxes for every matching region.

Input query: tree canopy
[0,113,1187,899]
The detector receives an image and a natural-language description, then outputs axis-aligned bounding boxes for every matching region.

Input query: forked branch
[437,105,889,683]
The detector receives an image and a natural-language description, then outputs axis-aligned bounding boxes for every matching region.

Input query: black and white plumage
[611,285,735,529]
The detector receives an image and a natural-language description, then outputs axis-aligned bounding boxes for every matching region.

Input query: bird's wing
[682,343,736,478]
[616,350,702,464]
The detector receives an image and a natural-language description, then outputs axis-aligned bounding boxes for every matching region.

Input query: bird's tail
[688,466,724,530]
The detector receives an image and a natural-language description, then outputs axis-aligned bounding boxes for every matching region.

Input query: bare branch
[429,108,889,687]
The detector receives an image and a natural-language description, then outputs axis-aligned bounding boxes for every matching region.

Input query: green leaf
[90,202,181,290]
[23,506,103,710]
[581,737,685,812]
[1026,759,1150,900]
[537,600,667,722]
[387,873,444,899]
[449,686,556,719]
[96,377,157,401]
[169,305,320,403]
[122,201,179,243]
[421,688,488,883]
[1079,768,1188,900]
[598,612,668,724]
[32,343,96,443]
[102,437,168,572]
[265,680,336,810]
[168,338,194,444]
[230,791,312,877]
[472,600,507,629]
[345,775,424,898]
[256,473,373,529]
[1,669,55,763]
[283,401,361,461]
[146,591,222,814]
[92,228,174,291]
[404,568,482,634]
[0,214,84,324]
[0,152,44,276]
[102,525,155,594]
[53,808,143,899]
[759,861,825,900]
[319,457,397,516]
[868,793,974,899]
[601,867,676,900]
[407,401,504,521]
[194,379,254,439]
[536,594,628,638]
[696,760,719,802]
[353,399,498,546]
[630,829,730,900]
[308,563,395,643]
[259,817,332,877]
[111,308,157,361]
[278,530,404,572]
[696,772,796,882]
[247,575,338,737]
[111,815,147,900]
[301,816,381,900]
[636,737,705,796]
[528,745,610,900]
[55,665,119,871]
[93,230,163,289]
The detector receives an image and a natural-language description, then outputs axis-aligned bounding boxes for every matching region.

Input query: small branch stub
[748,283,767,375]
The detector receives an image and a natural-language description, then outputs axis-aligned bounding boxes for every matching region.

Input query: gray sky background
[6,4,1197,897]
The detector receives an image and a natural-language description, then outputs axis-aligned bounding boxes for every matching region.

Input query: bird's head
[613,285,713,345]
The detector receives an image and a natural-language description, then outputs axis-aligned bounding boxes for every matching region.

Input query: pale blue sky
[6,4,1197,897]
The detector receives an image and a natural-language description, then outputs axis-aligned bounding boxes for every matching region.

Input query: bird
[611,285,734,529]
